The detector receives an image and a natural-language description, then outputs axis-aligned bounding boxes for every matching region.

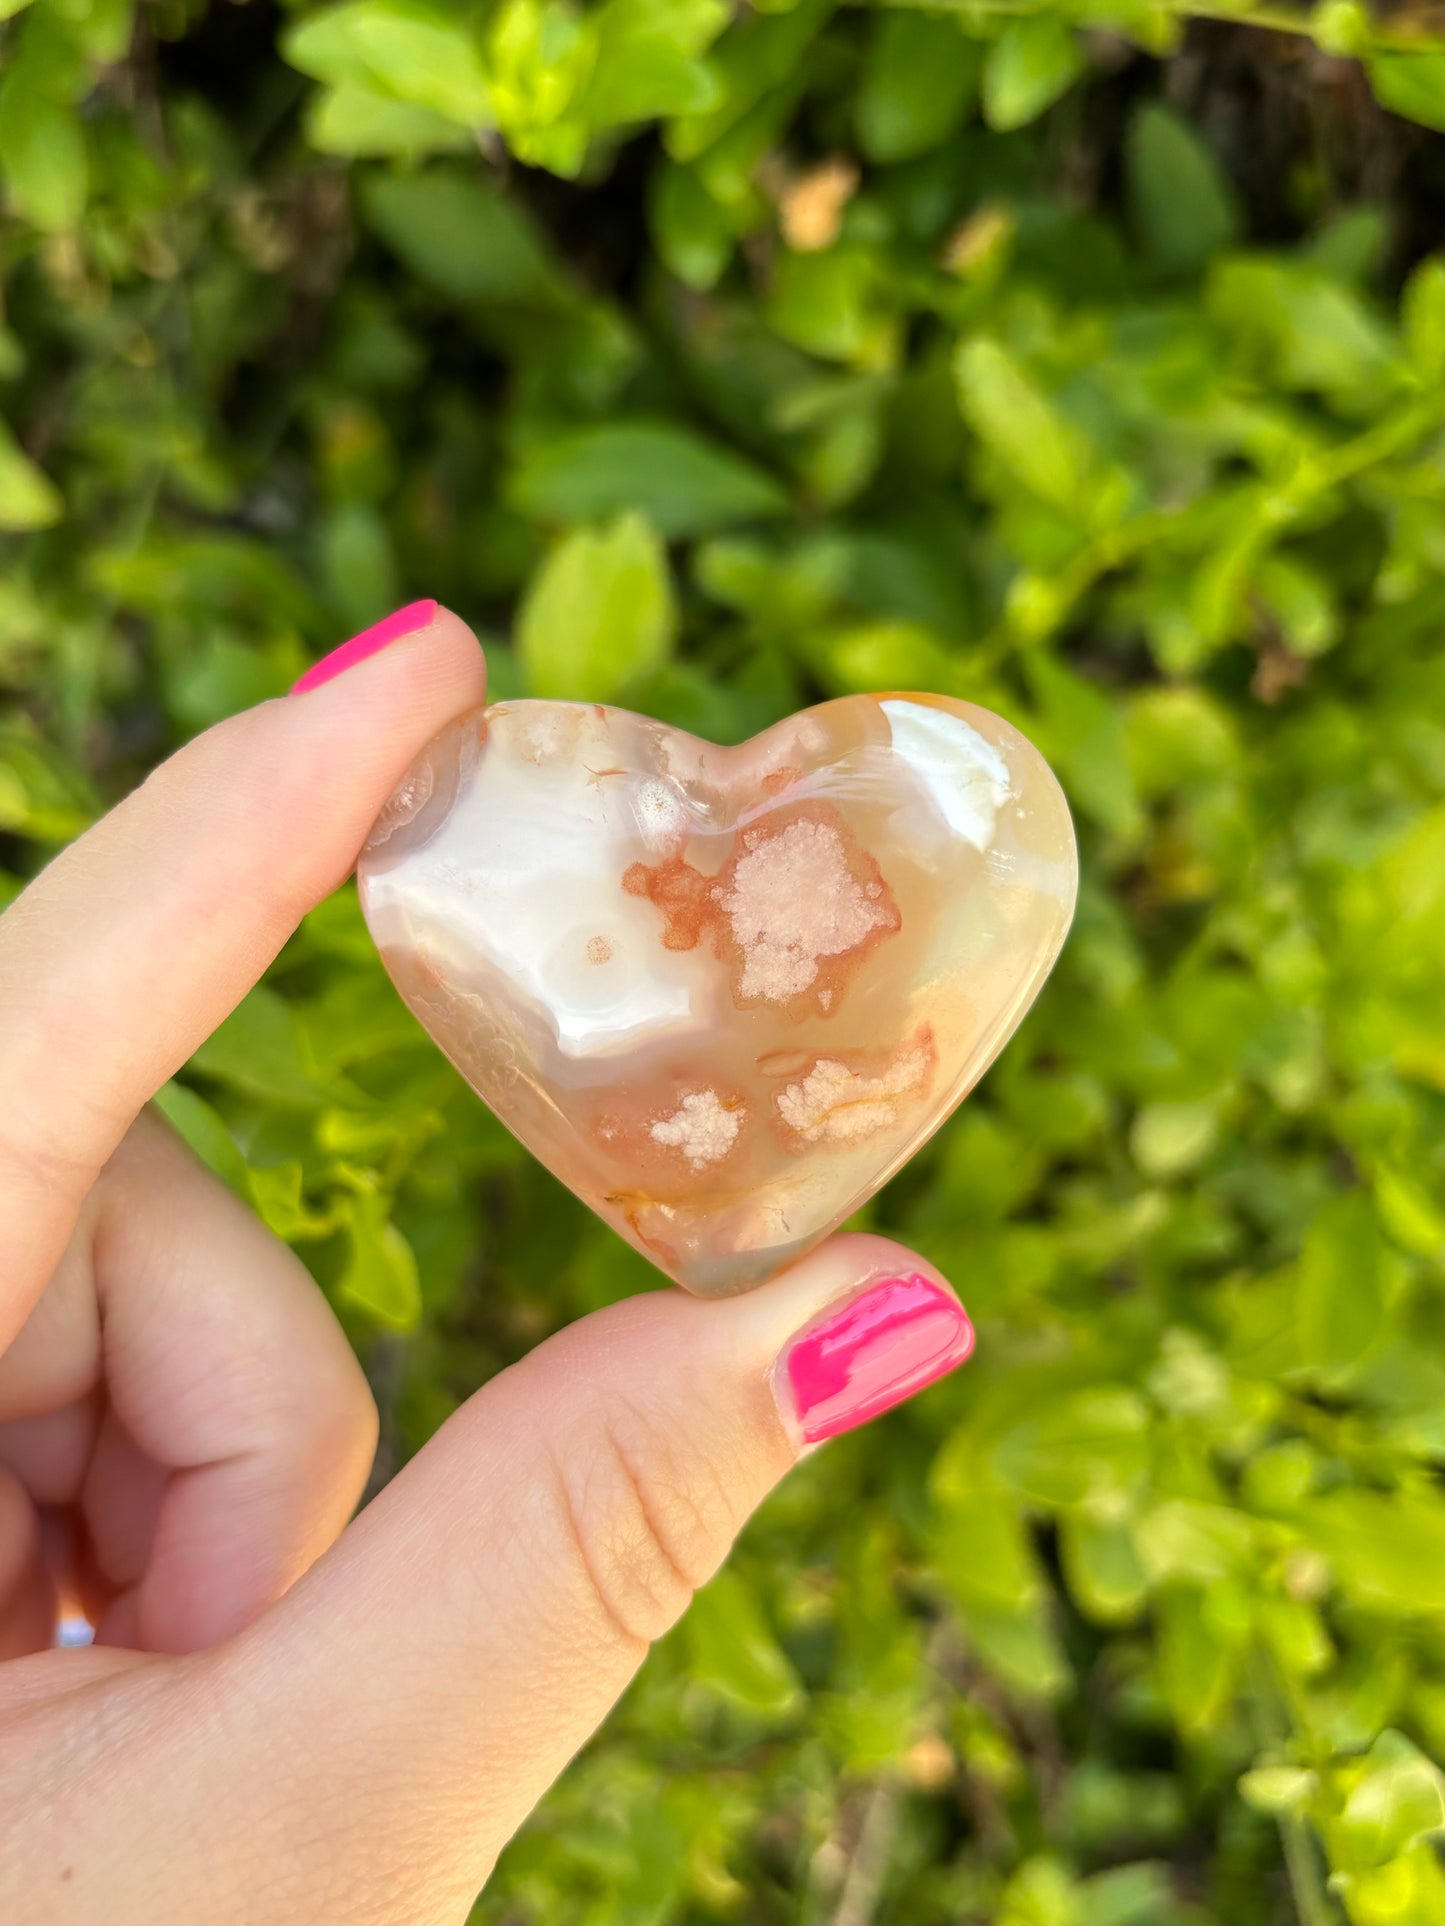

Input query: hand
[0,609,974,1924]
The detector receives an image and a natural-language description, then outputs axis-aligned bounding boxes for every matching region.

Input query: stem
[873,0,1445,58]
[972,391,1445,656]
[1280,1814,1341,1926]
[828,1781,903,1926]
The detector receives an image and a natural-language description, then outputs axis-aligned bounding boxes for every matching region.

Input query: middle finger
[1,1112,378,1655]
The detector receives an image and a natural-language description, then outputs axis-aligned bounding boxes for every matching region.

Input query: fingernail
[290,600,439,694]
[777,1273,974,1445]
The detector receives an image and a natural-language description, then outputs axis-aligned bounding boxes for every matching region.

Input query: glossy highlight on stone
[358,695,1078,1296]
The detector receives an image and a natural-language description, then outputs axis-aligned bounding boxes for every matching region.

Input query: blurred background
[5,2,1445,1920]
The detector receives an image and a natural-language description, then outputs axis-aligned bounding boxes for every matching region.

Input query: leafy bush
[7,1,1445,1919]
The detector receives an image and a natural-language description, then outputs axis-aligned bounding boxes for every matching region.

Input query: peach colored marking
[761,765,803,797]
[623,854,717,951]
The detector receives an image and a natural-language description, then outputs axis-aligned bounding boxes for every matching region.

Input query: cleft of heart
[359,692,1077,1296]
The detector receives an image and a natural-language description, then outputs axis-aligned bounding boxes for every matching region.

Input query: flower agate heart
[358,695,1077,1296]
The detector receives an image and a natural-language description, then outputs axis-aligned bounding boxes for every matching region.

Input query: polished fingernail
[778,1273,974,1445]
[291,600,439,694]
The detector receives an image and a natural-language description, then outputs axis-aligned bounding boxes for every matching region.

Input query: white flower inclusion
[649,1089,743,1169]
[714,817,889,1003]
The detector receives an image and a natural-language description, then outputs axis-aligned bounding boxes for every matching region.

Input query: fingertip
[285,603,486,730]
[290,602,441,694]
[707,1232,972,1454]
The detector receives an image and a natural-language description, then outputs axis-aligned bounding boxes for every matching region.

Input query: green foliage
[6,0,1445,1920]
[518,511,677,700]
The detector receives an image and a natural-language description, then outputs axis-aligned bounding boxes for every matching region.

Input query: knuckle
[550,1396,743,1649]
[0,1105,106,1207]
[300,1338,380,1512]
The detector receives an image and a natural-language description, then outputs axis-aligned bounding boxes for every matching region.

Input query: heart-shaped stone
[358,695,1077,1296]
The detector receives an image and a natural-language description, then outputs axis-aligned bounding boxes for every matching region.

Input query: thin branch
[1280,1813,1342,1926]
[827,1779,904,1926]
[871,0,1445,58]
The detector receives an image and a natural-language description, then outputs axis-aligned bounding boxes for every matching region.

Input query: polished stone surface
[359,695,1077,1295]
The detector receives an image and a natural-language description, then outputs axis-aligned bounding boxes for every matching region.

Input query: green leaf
[284,0,493,123]
[0,82,87,234]
[190,986,330,1108]
[247,1161,334,1241]
[999,1856,1078,1926]
[0,721,94,838]
[684,1568,803,1720]
[855,12,980,164]
[1126,103,1238,276]
[1403,255,1445,381]
[1296,1192,1401,1379]
[360,167,570,307]
[1079,1862,1175,1926]
[1208,256,1401,396]
[1373,1164,1445,1256]
[1368,52,1445,133]
[486,0,597,174]
[1334,1732,1445,1873]
[83,0,136,62]
[982,17,1084,133]
[768,245,892,368]
[1134,1499,1255,1585]
[340,1189,423,1327]
[283,1,386,83]
[511,420,786,537]
[153,1081,251,1197]
[822,619,960,697]
[1130,1098,1219,1176]
[649,162,734,289]
[321,502,401,636]
[1059,1515,1149,1625]
[1239,1766,1319,1817]
[1026,653,1141,841]
[308,81,470,156]
[930,1489,1044,1611]
[666,0,831,163]
[1156,1584,1249,1738]
[168,634,296,728]
[1305,1489,1445,1615]
[518,512,676,700]
[1255,552,1339,657]
[1313,0,1371,55]
[0,420,62,531]
[581,0,725,128]
[338,0,492,122]
[994,1388,1151,1509]
[960,1598,1072,1701]
[954,337,1091,516]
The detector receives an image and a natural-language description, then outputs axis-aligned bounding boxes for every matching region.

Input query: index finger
[0,604,485,1352]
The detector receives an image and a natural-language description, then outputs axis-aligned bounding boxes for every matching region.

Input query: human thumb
[67,1233,973,1924]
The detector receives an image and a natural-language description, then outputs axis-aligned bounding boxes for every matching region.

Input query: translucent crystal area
[357,694,1078,1296]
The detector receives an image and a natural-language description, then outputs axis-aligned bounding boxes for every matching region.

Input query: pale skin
[0,611,963,1922]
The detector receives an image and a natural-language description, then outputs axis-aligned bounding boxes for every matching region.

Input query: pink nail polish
[781,1274,974,1444]
[291,600,439,694]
